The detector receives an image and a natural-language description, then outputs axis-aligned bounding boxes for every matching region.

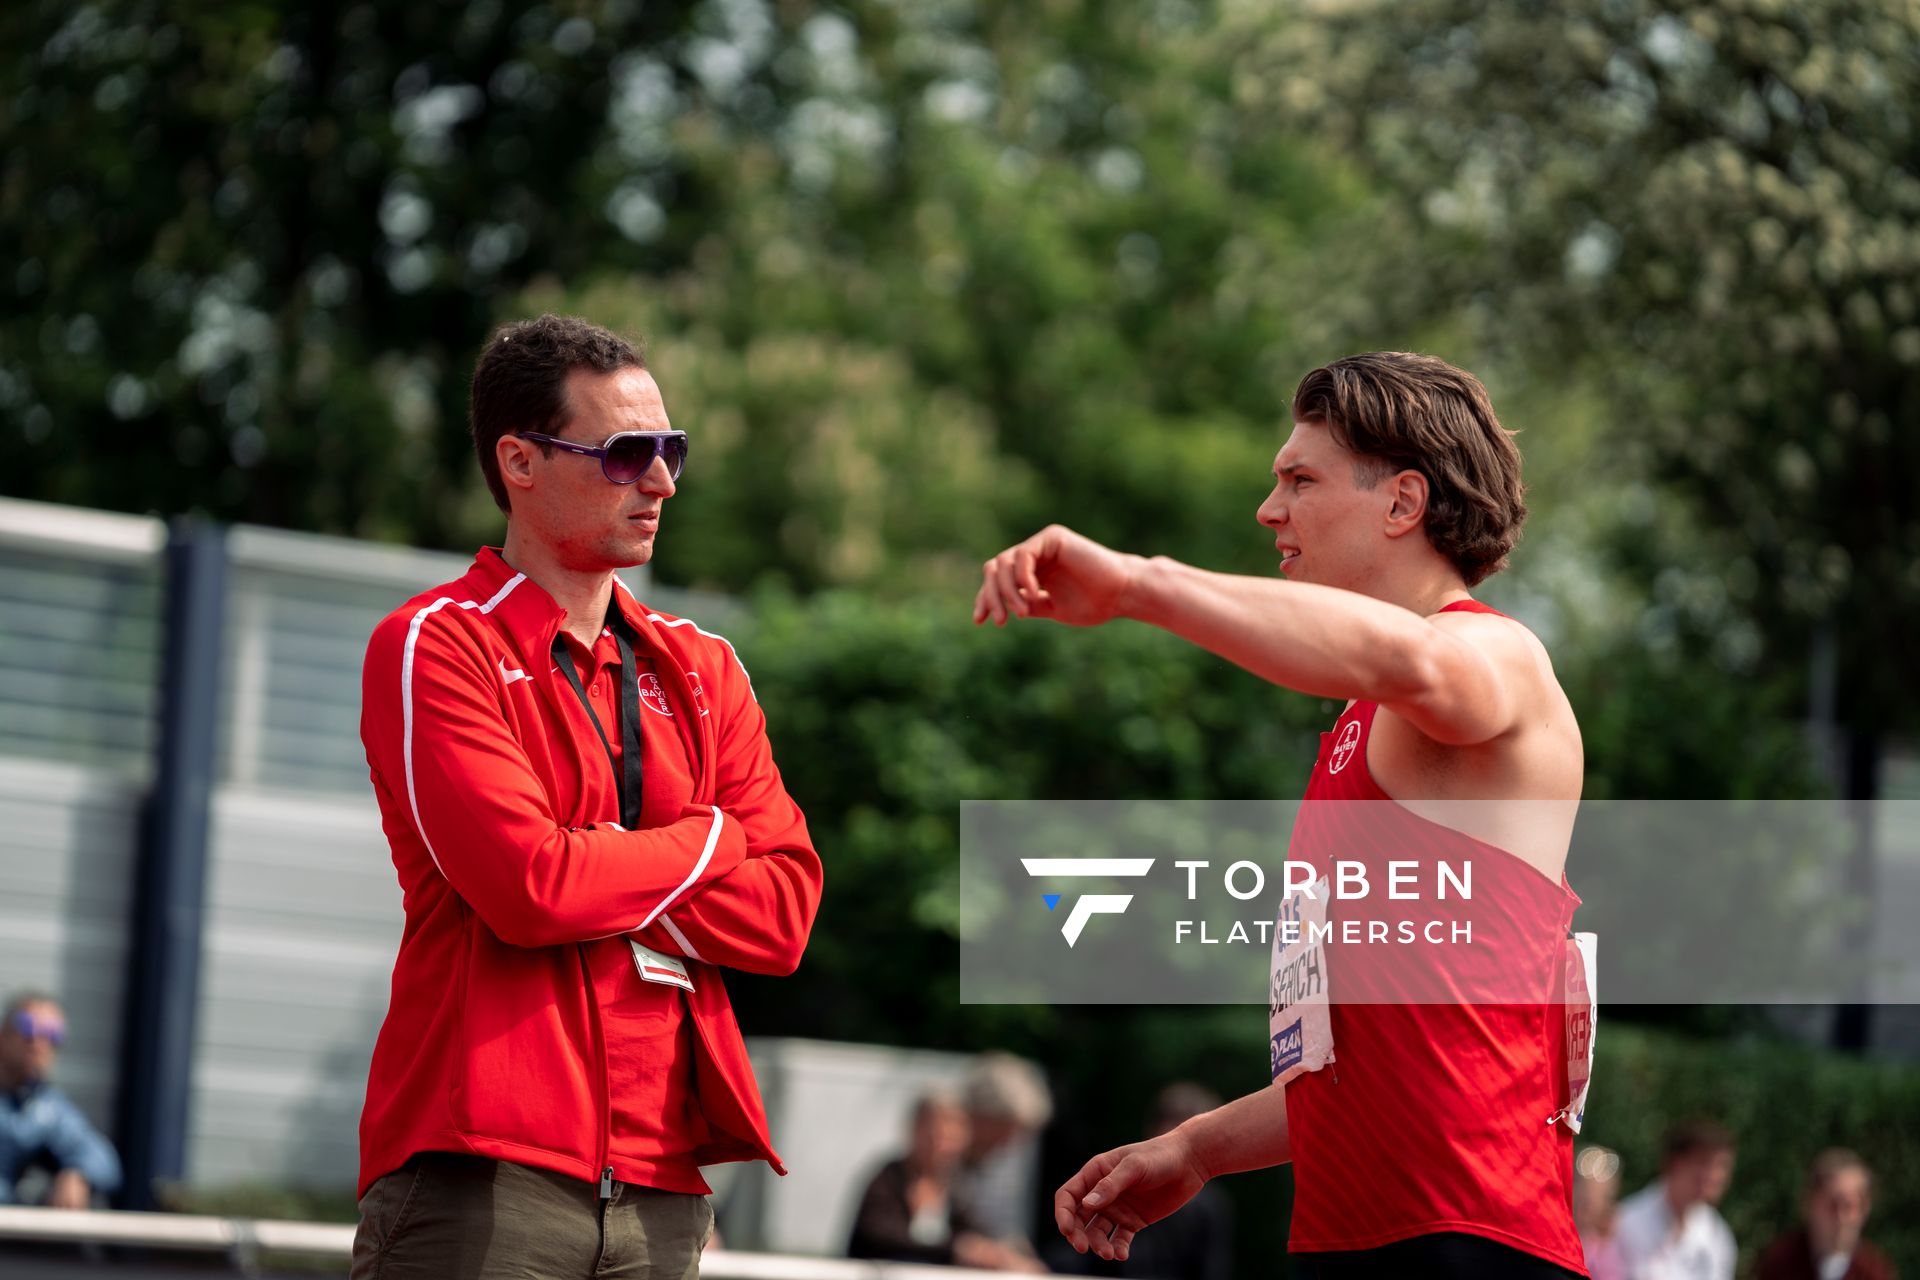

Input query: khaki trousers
[350,1153,714,1280]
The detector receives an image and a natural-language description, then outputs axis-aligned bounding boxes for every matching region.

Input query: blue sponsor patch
[1271,1021,1303,1079]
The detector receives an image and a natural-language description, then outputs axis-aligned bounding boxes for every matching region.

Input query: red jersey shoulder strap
[1438,597,1506,618]
[1438,597,1537,635]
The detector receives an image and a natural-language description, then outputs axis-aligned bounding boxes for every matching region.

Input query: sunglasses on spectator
[516,430,688,484]
[7,1011,66,1047]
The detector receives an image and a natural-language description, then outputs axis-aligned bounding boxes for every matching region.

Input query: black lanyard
[552,612,645,830]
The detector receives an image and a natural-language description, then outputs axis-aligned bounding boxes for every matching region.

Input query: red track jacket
[356,547,820,1197]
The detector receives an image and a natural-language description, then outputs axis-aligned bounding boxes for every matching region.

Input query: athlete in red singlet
[972,352,1588,1279]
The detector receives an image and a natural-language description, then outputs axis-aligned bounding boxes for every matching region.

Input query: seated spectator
[0,991,121,1208]
[848,1090,1042,1271]
[1755,1149,1896,1280]
[1614,1119,1737,1280]
[957,1051,1054,1269]
[1574,1144,1627,1280]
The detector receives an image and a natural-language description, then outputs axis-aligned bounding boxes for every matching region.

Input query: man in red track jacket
[352,314,822,1280]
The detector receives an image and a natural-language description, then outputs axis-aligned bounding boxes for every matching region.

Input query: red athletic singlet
[1282,599,1587,1274]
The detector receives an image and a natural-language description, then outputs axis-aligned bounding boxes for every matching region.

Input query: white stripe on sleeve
[658,916,707,963]
[639,805,725,929]
[399,574,527,876]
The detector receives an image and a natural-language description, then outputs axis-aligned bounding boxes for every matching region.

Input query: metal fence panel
[184,788,397,1188]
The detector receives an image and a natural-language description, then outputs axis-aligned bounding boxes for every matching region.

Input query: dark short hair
[468,314,646,512]
[1290,352,1527,587]
[1662,1118,1736,1165]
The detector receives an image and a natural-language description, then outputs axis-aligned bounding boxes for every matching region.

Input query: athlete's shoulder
[1429,599,1556,670]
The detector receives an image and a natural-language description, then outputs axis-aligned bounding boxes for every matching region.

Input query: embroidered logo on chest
[639,672,674,716]
[1327,718,1362,774]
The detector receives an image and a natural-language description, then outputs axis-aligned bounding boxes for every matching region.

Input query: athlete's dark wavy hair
[1291,352,1527,587]
[469,314,645,512]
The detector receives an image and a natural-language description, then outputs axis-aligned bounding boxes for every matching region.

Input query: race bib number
[1269,876,1336,1086]
[1555,931,1598,1134]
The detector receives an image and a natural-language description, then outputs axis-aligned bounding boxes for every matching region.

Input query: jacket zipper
[580,941,615,1200]
[550,617,618,1200]
[571,611,758,1186]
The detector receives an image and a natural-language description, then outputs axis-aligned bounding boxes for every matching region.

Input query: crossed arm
[367,614,819,967]
[629,681,822,975]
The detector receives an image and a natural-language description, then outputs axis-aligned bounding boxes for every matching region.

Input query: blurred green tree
[2,0,1370,592]
[1,0,702,540]
[511,0,1374,592]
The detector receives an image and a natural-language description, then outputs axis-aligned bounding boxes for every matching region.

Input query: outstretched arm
[975,525,1532,746]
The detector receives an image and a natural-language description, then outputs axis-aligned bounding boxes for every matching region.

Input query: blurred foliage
[2,0,1362,593]
[1,0,704,541]
[1245,0,1920,737]
[506,0,1375,592]
[1,0,1901,720]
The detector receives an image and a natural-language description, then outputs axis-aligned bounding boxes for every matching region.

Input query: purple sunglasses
[8,1010,66,1047]
[518,430,688,484]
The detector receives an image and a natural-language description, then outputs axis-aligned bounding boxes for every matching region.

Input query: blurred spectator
[848,1090,1041,1271]
[0,991,121,1208]
[1755,1149,1896,1280]
[1614,1120,1736,1280]
[1574,1144,1627,1280]
[958,1051,1055,1265]
[1047,1082,1234,1280]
